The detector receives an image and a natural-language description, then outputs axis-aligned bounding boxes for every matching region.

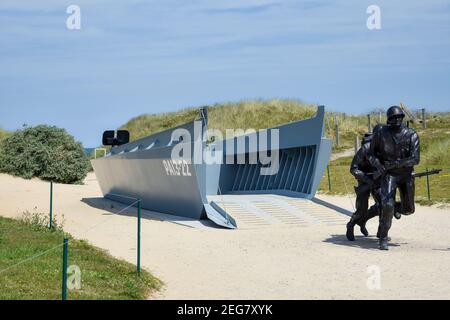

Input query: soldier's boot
[359,222,369,237]
[394,202,402,220]
[379,238,389,250]
[376,230,391,241]
[346,221,355,241]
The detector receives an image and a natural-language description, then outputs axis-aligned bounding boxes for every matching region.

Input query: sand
[0,172,449,299]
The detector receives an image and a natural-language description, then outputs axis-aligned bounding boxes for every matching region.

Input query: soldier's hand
[373,165,385,180]
[385,160,400,170]
[362,176,373,186]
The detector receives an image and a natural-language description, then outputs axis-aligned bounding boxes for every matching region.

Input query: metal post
[355,135,360,154]
[49,181,53,229]
[62,238,68,300]
[137,199,141,274]
[426,168,431,200]
[327,166,331,192]
[367,114,372,132]
[334,115,339,146]
[379,111,382,124]
[421,108,426,129]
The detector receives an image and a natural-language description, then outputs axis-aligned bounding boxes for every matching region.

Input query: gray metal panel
[307,138,333,198]
[92,120,208,220]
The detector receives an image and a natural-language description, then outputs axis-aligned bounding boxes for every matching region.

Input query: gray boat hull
[91,106,332,228]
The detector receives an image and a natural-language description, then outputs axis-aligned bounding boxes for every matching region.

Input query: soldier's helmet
[386,106,405,120]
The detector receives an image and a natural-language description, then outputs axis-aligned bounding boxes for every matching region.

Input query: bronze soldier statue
[369,106,420,250]
[347,125,403,241]
[346,131,379,240]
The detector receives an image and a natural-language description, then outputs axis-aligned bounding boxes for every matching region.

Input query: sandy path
[0,172,449,299]
[330,148,355,161]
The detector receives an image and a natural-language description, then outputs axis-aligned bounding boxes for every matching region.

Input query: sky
[0,0,449,147]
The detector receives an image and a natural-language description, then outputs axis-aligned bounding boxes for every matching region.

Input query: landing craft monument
[91,106,332,228]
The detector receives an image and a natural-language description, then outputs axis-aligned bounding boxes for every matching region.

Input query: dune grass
[0,214,161,300]
[121,99,318,141]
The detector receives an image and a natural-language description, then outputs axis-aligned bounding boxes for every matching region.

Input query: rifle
[354,169,442,194]
[413,168,442,178]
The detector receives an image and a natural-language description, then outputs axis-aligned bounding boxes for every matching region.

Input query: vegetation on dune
[121,99,317,141]
[0,125,90,184]
[418,130,450,166]
[0,214,161,300]
[206,99,317,137]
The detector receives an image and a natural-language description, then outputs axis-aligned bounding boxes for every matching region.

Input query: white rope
[0,242,65,274]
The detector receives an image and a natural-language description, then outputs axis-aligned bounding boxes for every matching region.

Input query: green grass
[0,214,161,300]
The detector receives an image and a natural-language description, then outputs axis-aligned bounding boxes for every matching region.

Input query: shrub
[0,125,89,184]
[20,211,65,232]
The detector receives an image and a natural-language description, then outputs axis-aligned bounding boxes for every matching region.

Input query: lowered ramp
[208,194,349,229]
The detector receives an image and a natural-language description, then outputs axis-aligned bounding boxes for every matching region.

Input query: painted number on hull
[162,159,192,177]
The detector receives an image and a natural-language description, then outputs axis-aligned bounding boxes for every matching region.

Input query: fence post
[334,115,340,146]
[327,166,332,192]
[426,168,431,200]
[137,199,141,275]
[367,114,372,132]
[421,108,426,129]
[62,238,68,300]
[355,135,360,154]
[49,181,53,229]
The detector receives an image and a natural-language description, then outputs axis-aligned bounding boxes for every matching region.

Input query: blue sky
[1,0,449,147]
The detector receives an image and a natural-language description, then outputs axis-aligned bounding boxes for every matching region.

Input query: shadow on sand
[311,197,353,217]
[313,198,408,250]
[81,197,220,229]
[323,234,403,250]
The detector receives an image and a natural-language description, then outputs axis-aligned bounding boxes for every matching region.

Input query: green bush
[0,125,89,184]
